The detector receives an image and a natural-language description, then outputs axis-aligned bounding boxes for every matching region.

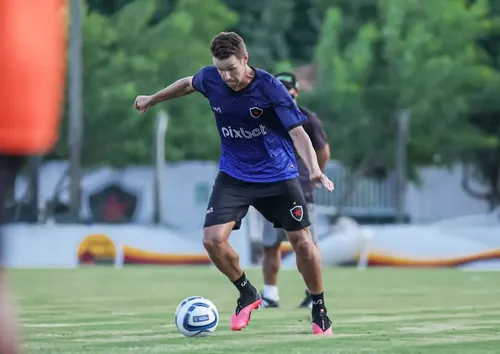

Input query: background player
[135,32,334,335]
[0,1,66,353]
[260,72,330,309]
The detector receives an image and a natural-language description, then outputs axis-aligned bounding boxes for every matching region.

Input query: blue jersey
[192,66,307,183]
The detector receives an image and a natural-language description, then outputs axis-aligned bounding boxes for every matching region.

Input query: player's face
[289,88,299,100]
[213,54,248,89]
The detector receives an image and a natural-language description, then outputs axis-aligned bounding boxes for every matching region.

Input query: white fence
[3,212,499,270]
[15,161,490,226]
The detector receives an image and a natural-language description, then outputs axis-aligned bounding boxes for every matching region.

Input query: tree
[303,8,379,173]
[284,0,326,65]
[462,0,500,210]
[377,0,497,171]
[221,0,294,70]
[303,0,499,183]
[58,0,237,166]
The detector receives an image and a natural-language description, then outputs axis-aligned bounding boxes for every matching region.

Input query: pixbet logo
[221,125,267,139]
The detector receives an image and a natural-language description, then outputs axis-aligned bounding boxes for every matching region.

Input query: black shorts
[204,172,311,232]
[0,155,25,266]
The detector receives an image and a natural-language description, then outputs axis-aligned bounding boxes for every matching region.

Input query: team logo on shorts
[249,107,263,118]
[290,205,303,222]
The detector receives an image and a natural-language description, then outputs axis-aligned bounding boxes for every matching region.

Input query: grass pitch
[7,266,500,353]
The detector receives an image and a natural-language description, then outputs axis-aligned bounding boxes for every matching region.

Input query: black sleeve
[302,110,328,151]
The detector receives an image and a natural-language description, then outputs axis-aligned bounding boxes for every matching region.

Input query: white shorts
[261,203,317,247]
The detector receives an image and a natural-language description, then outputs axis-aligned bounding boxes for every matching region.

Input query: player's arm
[269,79,322,175]
[289,127,333,190]
[305,114,330,172]
[135,77,195,113]
[270,79,333,190]
[150,76,196,104]
[288,126,323,176]
[317,144,330,172]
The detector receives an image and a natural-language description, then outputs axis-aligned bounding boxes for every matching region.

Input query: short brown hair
[210,32,246,60]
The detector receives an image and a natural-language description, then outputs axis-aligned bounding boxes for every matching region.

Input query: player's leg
[0,155,24,354]
[284,204,331,334]
[260,218,286,308]
[254,180,332,335]
[203,221,243,281]
[0,0,65,350]
[298,203,317,309]
[203,172,262,331]
[0,271,19,354]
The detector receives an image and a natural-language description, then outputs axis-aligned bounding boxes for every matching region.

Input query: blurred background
[4,0,500,270]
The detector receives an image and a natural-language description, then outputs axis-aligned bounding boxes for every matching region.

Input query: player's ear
[242,52,249,64]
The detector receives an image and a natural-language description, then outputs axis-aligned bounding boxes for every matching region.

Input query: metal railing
[314,161,397,217]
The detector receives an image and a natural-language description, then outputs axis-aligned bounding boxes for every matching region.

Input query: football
[175,296,219,337]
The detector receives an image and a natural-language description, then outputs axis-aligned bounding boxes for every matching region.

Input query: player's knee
[262,245,280,259]
[202,227,227,250]
[287,230,315,260]
[202,233,222,250]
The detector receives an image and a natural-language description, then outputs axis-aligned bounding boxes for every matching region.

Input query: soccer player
[135,32,334,335]
[0,1,66,352]
[259,72,330,309]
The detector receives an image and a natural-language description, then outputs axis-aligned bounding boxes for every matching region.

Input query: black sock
[232,272,255,296]
[311,292,325,312]
[311,292,331,329]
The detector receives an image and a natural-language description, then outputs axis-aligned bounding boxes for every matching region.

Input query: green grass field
[6,266,500,353]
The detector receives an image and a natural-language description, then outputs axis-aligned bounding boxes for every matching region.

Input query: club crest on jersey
[249,107,263,118]
[290,205,303,222]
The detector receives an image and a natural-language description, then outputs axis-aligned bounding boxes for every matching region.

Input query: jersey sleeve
[191,66,211,97]
[303,112,328,151]
[269,78,307,130]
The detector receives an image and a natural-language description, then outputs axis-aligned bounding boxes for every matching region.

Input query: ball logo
[193,314,210,322]
[221,125,267,139]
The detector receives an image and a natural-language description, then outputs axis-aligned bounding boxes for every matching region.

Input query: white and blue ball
[174,296,219,337]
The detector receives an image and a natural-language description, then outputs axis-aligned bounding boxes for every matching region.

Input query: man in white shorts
[260,72,330,308]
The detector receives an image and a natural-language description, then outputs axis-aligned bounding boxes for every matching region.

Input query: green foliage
[303,7,385,174]
[59,0,237,166]
[304,0,500,182]
[462,0,500,208]
[63,0,500,207]
[222,0,325,69]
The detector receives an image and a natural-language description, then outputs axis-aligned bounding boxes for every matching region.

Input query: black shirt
[295,106,328,204]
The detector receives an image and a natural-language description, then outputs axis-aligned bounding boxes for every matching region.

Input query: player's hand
[134,95,154,114]
[310,171,334,191]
